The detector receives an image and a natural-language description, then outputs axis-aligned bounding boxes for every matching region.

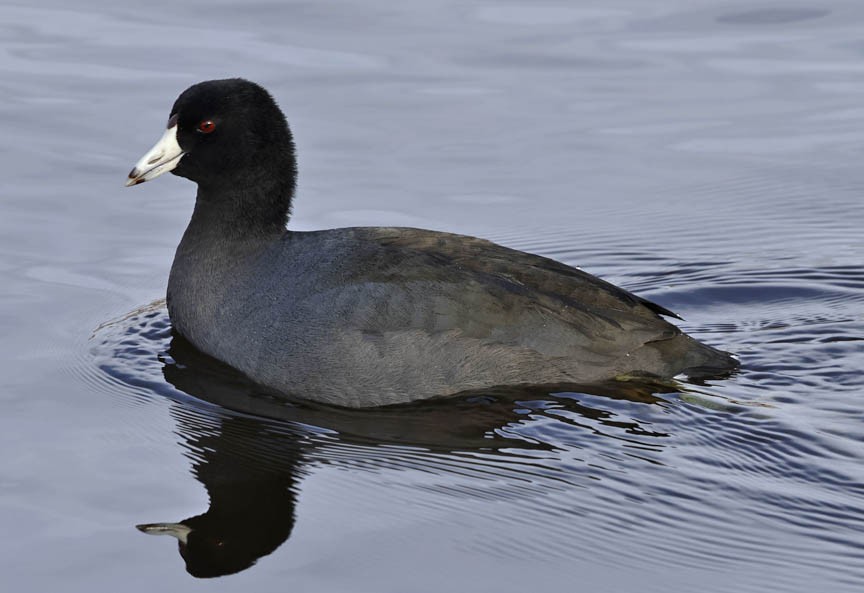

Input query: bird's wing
[294,227,683,359]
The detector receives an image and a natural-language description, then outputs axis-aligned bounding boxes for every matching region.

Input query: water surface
[1,1,863,591]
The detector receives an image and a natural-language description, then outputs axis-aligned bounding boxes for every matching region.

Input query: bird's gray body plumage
[168,224,732,407]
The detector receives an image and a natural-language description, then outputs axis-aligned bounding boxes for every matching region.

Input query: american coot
[126,78,737,407]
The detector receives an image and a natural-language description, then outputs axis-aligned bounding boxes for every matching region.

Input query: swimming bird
[126,78,737,407]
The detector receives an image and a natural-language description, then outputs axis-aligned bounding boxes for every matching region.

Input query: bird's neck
[184,176,293,244]
[168,179,292,347]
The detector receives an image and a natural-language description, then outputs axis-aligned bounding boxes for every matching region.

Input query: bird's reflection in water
[138,411,301,578]
[138,331,676,578]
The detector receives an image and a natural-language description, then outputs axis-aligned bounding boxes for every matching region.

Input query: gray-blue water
[2,1,863,591]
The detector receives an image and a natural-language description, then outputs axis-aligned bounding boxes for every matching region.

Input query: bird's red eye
[197,120,216,134]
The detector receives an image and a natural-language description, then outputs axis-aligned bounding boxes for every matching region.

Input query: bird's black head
[127,78,298,231]
[170,79,295,188]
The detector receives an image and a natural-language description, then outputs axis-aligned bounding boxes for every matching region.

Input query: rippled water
[2,1,864,591]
